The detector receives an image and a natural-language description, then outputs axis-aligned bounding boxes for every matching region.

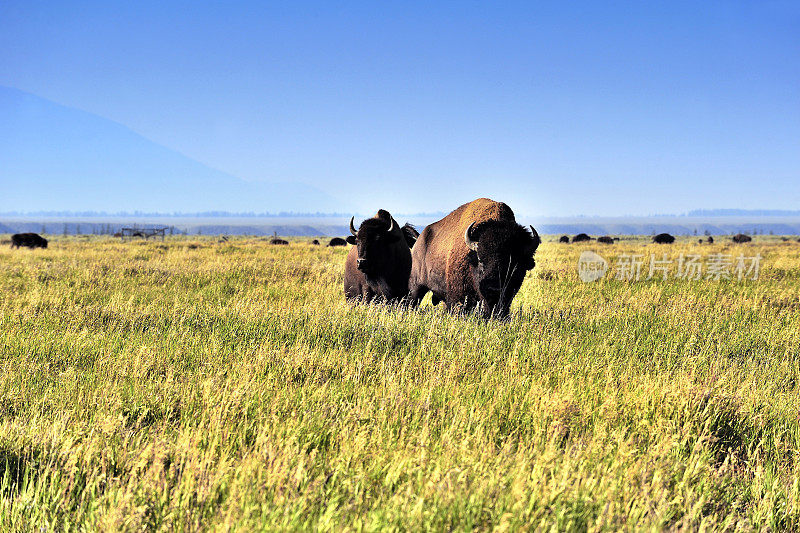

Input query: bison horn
[529,225,540,243]
[464,222,479,252]
[386,217,396,234]
[349,216,358,236]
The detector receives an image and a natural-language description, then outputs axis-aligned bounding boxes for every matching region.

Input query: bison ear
[346,235,357,245]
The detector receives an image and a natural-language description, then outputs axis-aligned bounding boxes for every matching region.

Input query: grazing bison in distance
[408,198,540,319]
[652,233,675,244]
[311,239,320,245]
[572,233,592,243]
[11,233,48,249]
[344,210,419,302]
[269,238,289,245]
[597,236,615,244]
[732,233,752,243]
[328,237,347,247]
[558,235,570,243]
[707,236,714,244]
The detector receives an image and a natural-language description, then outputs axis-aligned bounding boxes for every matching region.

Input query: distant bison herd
[6,207,799,318]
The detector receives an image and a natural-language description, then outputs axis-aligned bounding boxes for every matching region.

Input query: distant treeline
[686,209,800,217]
[0,210,447,218]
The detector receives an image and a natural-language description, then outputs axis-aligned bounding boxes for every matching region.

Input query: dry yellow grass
[0,234,799,530]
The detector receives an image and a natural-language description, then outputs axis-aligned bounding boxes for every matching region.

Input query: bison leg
[407,284,429,308]
[361,286,377,303]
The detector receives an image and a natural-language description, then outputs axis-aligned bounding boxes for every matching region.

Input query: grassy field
[1,234,799,531]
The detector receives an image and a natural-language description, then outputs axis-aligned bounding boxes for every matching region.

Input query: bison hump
[455,198,515,230]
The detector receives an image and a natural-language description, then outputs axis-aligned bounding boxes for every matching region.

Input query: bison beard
[408,198,540,319]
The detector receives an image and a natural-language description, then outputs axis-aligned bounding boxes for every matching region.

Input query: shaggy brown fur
[408,198,539,318]
[732,233,752,243]
[344,210,416,303]
[597,236,615,244]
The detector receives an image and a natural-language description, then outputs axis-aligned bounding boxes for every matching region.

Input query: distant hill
[0,86,349,213]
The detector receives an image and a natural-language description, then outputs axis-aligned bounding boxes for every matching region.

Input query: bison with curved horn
[408,198,540,319]
[344,210,419,303]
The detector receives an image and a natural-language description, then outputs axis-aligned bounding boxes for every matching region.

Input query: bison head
[346,211,400,275]
[464,221,540,317]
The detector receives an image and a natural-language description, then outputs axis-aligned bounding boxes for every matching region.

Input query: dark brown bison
[572,233,592,243]
[732,233,752,243]
[328,237,348,247]
[11,233,48,249]
[652,233,675,244]
[597,236,615,244]
[269,238,289,245]
[310,239,320,245]
[558,235,570,243]
[707,236,714,244]
[344,210,418,302]
[408,198,540,319]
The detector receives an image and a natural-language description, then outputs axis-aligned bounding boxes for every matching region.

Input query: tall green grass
[0,235,799,530]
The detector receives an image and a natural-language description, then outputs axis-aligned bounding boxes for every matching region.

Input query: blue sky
[1,1,798,216]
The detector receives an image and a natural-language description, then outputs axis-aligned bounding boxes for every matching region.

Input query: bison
[310,239,320,245]
[707,236,714,244]
[572,233,592,243]
[328,237,348,247]
[11,233,48,249]
[269,238,289,245]
[597,236,615,244]
[558,235,570,243]
[732,233,752,243]
[652,233,675,244]
[408,198,540,319]
[344,210,418,302]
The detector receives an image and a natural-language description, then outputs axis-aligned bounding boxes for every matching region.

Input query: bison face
[465,222,540,317]
[347,215,400,275]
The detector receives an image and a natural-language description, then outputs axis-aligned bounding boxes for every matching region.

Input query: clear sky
[1,1,798,216]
